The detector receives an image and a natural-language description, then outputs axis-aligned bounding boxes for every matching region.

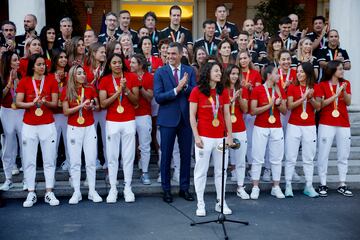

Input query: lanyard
[285,37,291,50]
[170,30,180,42]
[93,65,104,88]
[299,85,308,113]
[204,41,214,55]
[244,70,250,85]
[112,75,123,106]
[32,76,45,98]
[328,81,340,110]
[76,87,85,117]
[264,84,275,116]
[230,89,236,116]
[208,94,220,120]
[328,49,338,60]
[151,31,156,44]
[279,68,290,89]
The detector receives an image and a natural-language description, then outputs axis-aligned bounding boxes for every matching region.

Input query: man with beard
[15,14,38,57]
[98,12,120,45]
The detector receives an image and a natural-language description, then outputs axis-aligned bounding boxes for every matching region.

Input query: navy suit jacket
[154,64,196,128]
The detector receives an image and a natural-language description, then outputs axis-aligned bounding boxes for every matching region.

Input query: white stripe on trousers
[54,113,69,162]
[229,131,247,186]
[251,126,284,181]
[67,124,97,192]
[135,115,152,173]
[285,123,317,185]
[194,136,229,202]
[317,124,351,185]
[106,120,136,188]
[0,107,24,180]
[22,123,57,191]
[94,110,107,164]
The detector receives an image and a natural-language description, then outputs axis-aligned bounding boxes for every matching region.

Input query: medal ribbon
[264,84,275,117]
[244,70,250,86]
[204,41,214,55]
[112,75,123,108]
[328,49,338,60]
[208,94,220,121]
[230,89,236,116]
[328,81,340,111]
[76,87,85,118]
[32,76,45,109]
[299,85,308,114]
[279,68,290,89]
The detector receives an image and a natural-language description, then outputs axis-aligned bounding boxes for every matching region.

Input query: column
[330,0,360,111]
[9,0,46,35]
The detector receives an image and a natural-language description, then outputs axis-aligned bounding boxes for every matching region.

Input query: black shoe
[337,185,353,197]
[179,190,194,201]
[163,191,173,203]
[317,185,328,197]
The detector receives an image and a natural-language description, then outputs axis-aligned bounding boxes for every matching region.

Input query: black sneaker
[337,185,353,197]
[318,185,328,197]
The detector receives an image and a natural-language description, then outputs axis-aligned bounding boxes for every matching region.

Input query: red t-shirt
[242,69,262,88]
[135,72,153,117]
[148,56,163,74]
[19,58,51,79]
[278,68,296,91]
[251,85,286,128]
[60,85,98,127]
[47,72,68,114]
[189,87,230,138]
[316,80,351,127]
[1,77,18,108]
[227,87,248,133]
[16,76,58,125]
[98,73,140,122]
[287,84,319,126]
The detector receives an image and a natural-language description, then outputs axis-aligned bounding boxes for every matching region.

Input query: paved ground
[0,190,359,240]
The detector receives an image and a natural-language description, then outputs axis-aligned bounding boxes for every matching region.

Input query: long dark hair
[198,62,224,97]
[131,53,148,72]
[138,36,153,55]
[267,36,283,63]
[26,54,47,77]
[50,49,69,73]
[321,60,345,83]
[217,38,235,65]
[224,64,242,90]
[39,26,59,59]
[295,62,315,88]
[103,53,128,76]
[1,51,19,85]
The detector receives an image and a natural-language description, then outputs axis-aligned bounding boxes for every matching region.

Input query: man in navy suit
[154,42,196,203]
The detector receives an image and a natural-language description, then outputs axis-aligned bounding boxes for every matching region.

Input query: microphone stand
[190,134,249,240]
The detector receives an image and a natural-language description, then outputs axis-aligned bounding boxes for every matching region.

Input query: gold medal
[35,108,43,117]
[231,115,237,123]
[11,103,17,109]
[268,115,276,124]
[77,116,85,125]
[332,109,340,118]
[300,112,308,120]
[212,118,220,127]
[117,105,124,113]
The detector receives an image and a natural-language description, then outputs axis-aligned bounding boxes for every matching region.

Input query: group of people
[0,4,353,217]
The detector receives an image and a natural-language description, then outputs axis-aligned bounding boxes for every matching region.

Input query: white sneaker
[285,184,294,197]
[230,170,237,182]
[303,186,319,198]
[292,171,301,182]
[0,179,13,191]
[45,192,60,206]
[12,165,20,175]
[88,190,103,203]
[271,186,285,199]
[123,186,135,203]
[196,201,206,217]
[250,186,260,200]
[262,168,271,182]
[215,200,232,215]
[236,186,250,200]
[60,159,70,171]
[106,188,118,203]
[69,191,82,204]
[23,192,37,208]
[96,159,102,170]
[157,173,161,183]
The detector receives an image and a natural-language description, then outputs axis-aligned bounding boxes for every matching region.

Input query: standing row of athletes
[0,4,353,214]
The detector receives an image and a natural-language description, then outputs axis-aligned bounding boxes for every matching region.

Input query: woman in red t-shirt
[224,64,250,200]
[138,36,163,74]
[317,60,353,197]
[130,54,154,185]
[189,62,234,217]
[61,65,102,204]
[16,54,59,208]
[249,65,287,199]
[84,42,107,169]
[99,53,139,203]
[284,62,321,198]
[0,51,25,191]
[48,50,70,171]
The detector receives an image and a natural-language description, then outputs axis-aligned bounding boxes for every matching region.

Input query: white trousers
[94,110,107,164]
[0,107,24,180]
[194,137,229,202]
[54,113,69,162]
[251,126,284,181]
[245,114,255,164]
[22,123,57,191]
[135,115,152,173]
[285,124,317,185]
[317,124,351,185]
[67,124,97,192]
[157,127,180,171]
[281,110,291,135]
[229,131,247,186]
[106,120,136,188]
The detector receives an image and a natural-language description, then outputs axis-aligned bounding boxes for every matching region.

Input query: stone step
[2,174,360,199]
[350,124,360,135]
[2,159,360,183]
